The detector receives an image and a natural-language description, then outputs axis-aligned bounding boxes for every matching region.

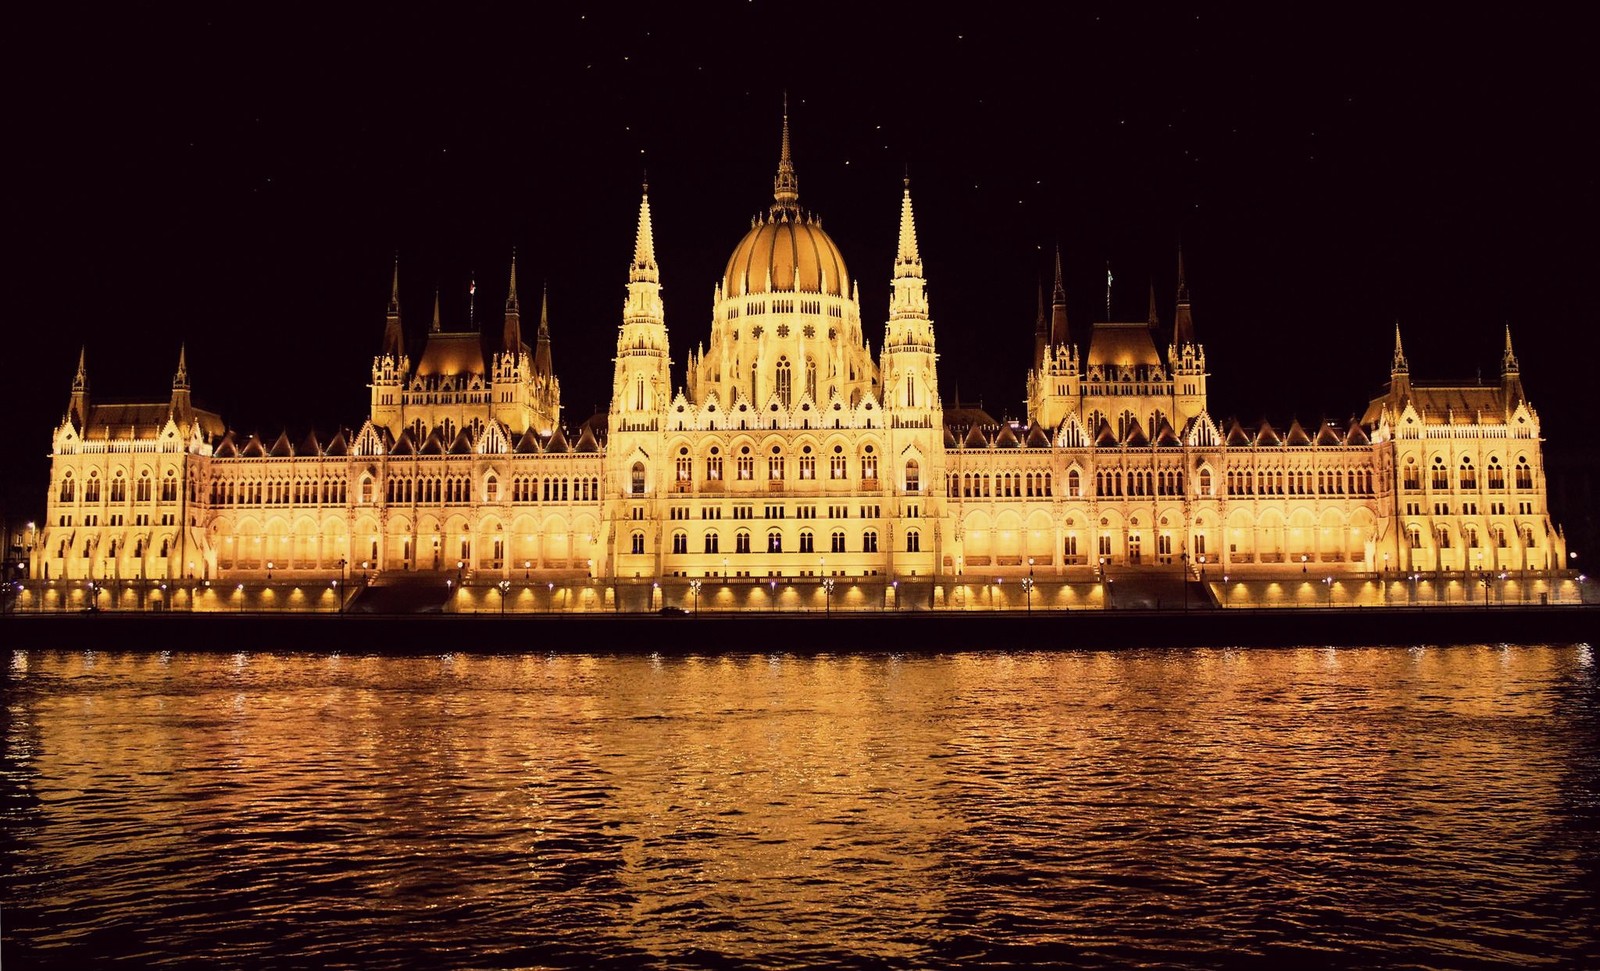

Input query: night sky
[8,5,1597,522]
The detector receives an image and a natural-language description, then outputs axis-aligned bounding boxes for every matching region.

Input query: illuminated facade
[32,119,1568,594]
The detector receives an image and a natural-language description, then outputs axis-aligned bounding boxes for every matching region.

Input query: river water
[3,645,1597,969]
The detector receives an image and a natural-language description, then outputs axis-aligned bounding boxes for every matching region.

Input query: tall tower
[371,257,408,433]
[532,286,561,433]
[1027,247,1081,431]
[606,183,673,578]
[1168,248,1208,426]
[880,178,945,575]
[68,346,89,429]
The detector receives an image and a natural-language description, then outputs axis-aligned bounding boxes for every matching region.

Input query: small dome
[723,211,848,298]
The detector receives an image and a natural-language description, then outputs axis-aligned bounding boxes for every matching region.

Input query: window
[905,459,920,493]
[767,530,783,553]
[631,462,647,496]
[485,475,498,502]
[1064,535,1078,557]
[704,532,720,554]
[830,447,847,479]
[862,447,878,481]
[1488,458,1504,490]
[136,473,152,503]
[1408,527,1422,549]
[1099,535,1113,556]
[1403,459,1419,491]
[831,530,846,553]
[1459,457,1476,490]
[707,447,723,481]
[799,530,814,553]
[863,530,878,553]
[806,359,817,403]
[776,358,792,407]
[768,447,785,480]
[799,447,815,479]
[905,529,920,553]
[1198,468,1212,496]
[676,450,692,484]
[736,531,751,554]
[110,475,126,503]
[1068,469,1080,497]
[59,474,74,502]
[672,532,688,554]
[1515,458,1532,490]
[737,447,754,480]
[631,532,646,555]
[1431,456,1449,490]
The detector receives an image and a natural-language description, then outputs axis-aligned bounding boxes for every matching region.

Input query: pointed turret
[772,93,799,215]
[382,255,405,359]
[534,284,554,382]
[170,344,192,424]
[430,288,441,333]
[502,252,523,355]
[1389,321,1412,401]
[1147,279,1160,331]
[888,177,930,326]
[68,346,89,428]
[1172,248,1196,345]
[1502,323,1524,407]
[631,180,660,285]
[1050,246,1070,347]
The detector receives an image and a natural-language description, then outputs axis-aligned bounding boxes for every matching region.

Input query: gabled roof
[1345,423,1371,446]
[943,425,959,448]
[1153,418,1182,447]
[1255,420,1281,446]
[300,429,323,455]
[514,429,541,454]
[1123,421,1150,448]
[545,427,570,453]
[448,427,474,455]
[389,429,417,456]
[1024,421,1051,448]
[993,424,1020,448]
[240,433,267,457]
[1225,419,1252,447]
[1315,421,1343,446]
[269,431,294,457]
[1094,419,1119,447]
[1285,420,1312,447]
[323,429,349,456]
[574,424,600,453]
[419,429,445,455]
[963,424,989,448]
[214,431,240,457]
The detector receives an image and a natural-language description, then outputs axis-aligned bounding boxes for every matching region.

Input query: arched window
[1515,457,1533,490]
[806,359,817,403]
[631,531,645,555]
[831,530,846,553]
[735,530,751,554]
[905,529,920,553]
[1198,468,1212,496]
[704,531,720,554]
[1068,469,1080,497]
[1487,457,1505,490]
[706,446,724,481]
[59,473,74,503]
[1431,456,1448,490]
[861,445,878,482]
[799,530,814,553]
[631,462,646,496]
[1459,457,1476,490]
[1403,459,1419,491]
[485,474,498,502]
[775,357,792,407]
[768,446,785,480]
[671,531,688,554]
[863,529,879,553]
[905,459,920,493]
[768,530,783,553]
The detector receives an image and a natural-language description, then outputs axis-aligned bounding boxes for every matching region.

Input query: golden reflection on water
[4,645,1598,968]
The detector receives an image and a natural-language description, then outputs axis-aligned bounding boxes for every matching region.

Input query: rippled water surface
[4,645,1598,969]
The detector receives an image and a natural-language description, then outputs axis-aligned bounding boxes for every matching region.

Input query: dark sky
[7,5,1597,520]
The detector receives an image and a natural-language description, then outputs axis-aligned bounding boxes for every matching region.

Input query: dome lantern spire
[772,93,799,215]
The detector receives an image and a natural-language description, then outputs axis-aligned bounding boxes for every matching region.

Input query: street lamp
[337,558,347,614]
[1021,574,1034,613]
[1301,553,1308,574]
[524,559,531,580]
[497,579,510,615]
[267,560,274,581]
[689,578,702,617]
[822,577,833,616]
[1324,576,1333,606]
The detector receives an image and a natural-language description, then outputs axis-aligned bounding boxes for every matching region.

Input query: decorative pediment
[353,420,387,457]
[477,420,509,455]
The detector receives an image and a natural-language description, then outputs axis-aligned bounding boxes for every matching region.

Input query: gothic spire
[173,343,189,390]
[894,176,922,278]
[1147,279,1160,331]
[382,254,405,359]
[535,283,554,381]
[1391,321,1408,374]
[1049,246,1070,347]
[1172,248,1196,346]
[69,346,89,428]
[431,288,441,334]
[502,251,523,354]
[772,93,799,214]
[631,181,659,284]
[1501,323,1524,408]
[72,345,87,392]
[1502,322,1519,374]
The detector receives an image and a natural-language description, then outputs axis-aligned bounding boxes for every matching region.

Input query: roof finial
[773,92,799,213]
[506,250,520,313]
[173,343,189,389]
[1502,322,1519,374]
[388,252,401,314]
[1392,320,1408,373]
[74,345,87,388]
[1105,261,1114,321]
[431,287,441,333]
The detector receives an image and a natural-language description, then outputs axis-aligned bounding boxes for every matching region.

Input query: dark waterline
[3,645,1598,970]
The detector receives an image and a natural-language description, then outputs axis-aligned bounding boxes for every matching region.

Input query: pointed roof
[1123,421,1149,448]
[631,183,659,283]
[300,428,323,455]
[1315,421,1343,446]
[323,429,349,456]
[388,429,416,456]
[502,251,523,355]
[1502,323,1519,374]
[534,284,554,380]
[545,426,570,453]
[944,424,960,448]
[1172,248,1196,345]
[1024,421,1051,448]
[993,423,1020,448]
[1153,417,1182,447]
[1094,419,1120,447]
[894,177,922,275]
[269,430,295,457]
[1285,419,1312,447]
[382,255,405,359]
[772,93,799,214]
[241,433,267,457]
[430,287,442,334]
[1391,321,1408,373]
[963,423,989,448]
[172,344,189,390]
[1147,279,1160,331]
[419,428,445,455]
[1225,418,1252,447]
[574,424,601,453]
[1050,246,1070,347]
[1255,420,1282,446]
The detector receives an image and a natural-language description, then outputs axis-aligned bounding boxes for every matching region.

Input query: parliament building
[29,117,1571,607]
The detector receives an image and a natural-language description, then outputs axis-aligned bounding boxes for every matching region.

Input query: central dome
[722,211,848,299]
